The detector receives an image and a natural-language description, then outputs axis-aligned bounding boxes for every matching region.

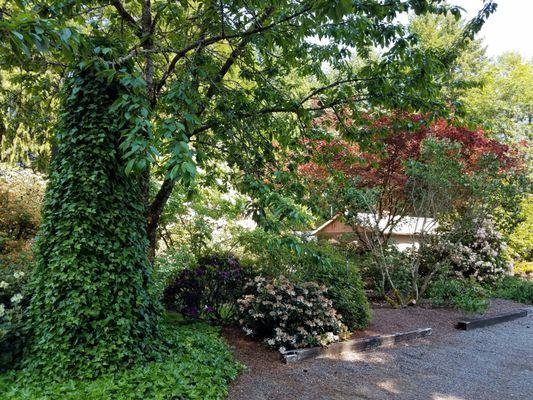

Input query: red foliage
[299,114,519,192]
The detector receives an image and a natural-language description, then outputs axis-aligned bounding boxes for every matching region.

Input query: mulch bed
[223,298,526,400]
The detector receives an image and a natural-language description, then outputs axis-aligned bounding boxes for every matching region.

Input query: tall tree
[0,1,497,255]
[408,11,488,106]
[461,52,533,143]
[26,58,161,377]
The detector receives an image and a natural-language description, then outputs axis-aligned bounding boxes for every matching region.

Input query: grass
[0,317,241,400]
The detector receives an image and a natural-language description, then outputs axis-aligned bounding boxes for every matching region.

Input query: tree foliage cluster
[0,0,497,252]
[299,113,526,228]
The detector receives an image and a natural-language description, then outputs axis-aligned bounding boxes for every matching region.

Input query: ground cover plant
[0,320,240,400]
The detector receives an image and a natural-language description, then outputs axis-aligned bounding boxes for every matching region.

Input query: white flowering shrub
[0,251,32,369]
[423,218,511,284]
[236,276,348,350]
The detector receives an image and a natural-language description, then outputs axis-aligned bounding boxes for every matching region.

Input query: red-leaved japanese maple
[299,113,520,218]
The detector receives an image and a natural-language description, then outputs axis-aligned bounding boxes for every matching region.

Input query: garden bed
[224,298,528,400]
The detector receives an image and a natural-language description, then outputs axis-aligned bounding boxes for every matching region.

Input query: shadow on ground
[226,304,532,400]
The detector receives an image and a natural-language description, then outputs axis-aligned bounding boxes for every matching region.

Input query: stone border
[456,309,530,331]
[280,327,432,364]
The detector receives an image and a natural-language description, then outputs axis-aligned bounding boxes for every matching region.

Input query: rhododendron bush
[424,217,511,284]
[237,276,348,350]
[163,254,249,324]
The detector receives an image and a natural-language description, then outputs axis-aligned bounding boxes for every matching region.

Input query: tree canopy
[0,0,498,252]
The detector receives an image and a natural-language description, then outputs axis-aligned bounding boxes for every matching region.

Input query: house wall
[316,221,420,251]
[319,219,353,235]
[389,234,420,251]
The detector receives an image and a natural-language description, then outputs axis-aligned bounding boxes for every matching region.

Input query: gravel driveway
[227,305,533,400]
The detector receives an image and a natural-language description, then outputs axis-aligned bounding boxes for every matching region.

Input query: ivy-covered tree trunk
[24,60,161,377]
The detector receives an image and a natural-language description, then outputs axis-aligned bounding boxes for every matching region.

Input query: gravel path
[227,302,533,400]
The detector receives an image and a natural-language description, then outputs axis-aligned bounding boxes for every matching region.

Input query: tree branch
[111,0,142,37]
[154,4,310,97]
[147,6,278,252]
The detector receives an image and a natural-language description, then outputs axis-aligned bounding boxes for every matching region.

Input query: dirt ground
[224,299,532,400]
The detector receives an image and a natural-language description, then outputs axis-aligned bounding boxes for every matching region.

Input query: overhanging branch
[111,0,142,37]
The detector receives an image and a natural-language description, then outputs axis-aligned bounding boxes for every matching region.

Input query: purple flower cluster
[162,253,251,324]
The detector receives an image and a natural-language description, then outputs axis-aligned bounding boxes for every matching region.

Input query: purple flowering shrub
[162,253,250,324]
[236,276,348,351]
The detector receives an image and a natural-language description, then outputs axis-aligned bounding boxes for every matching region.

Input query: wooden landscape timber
[281,328,432,364]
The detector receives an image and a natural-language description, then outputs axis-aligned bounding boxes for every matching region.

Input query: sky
[455,0,533,59]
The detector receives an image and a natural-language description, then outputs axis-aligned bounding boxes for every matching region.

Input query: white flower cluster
[237,275,348,350]
[0,269,27,327]
[431,218,510,284]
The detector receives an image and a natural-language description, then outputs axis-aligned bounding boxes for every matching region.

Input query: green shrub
[0,165,44,246]
[0,320,240,400]
[360,246,414,298]
[237,276,348,350]
[514,261,533,276]
[509,196,533,262]
[427,278,489,313]
[297,247,370,330]
[491,276,533,305]
[236,229,370,330]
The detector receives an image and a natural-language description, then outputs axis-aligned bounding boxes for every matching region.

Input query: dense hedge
[23,60,161,377]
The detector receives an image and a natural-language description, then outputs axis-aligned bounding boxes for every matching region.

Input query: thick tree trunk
[25,61,161,377]
[147,177,176,259]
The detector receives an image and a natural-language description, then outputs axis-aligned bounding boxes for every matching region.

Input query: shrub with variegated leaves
[236,276,348,351]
